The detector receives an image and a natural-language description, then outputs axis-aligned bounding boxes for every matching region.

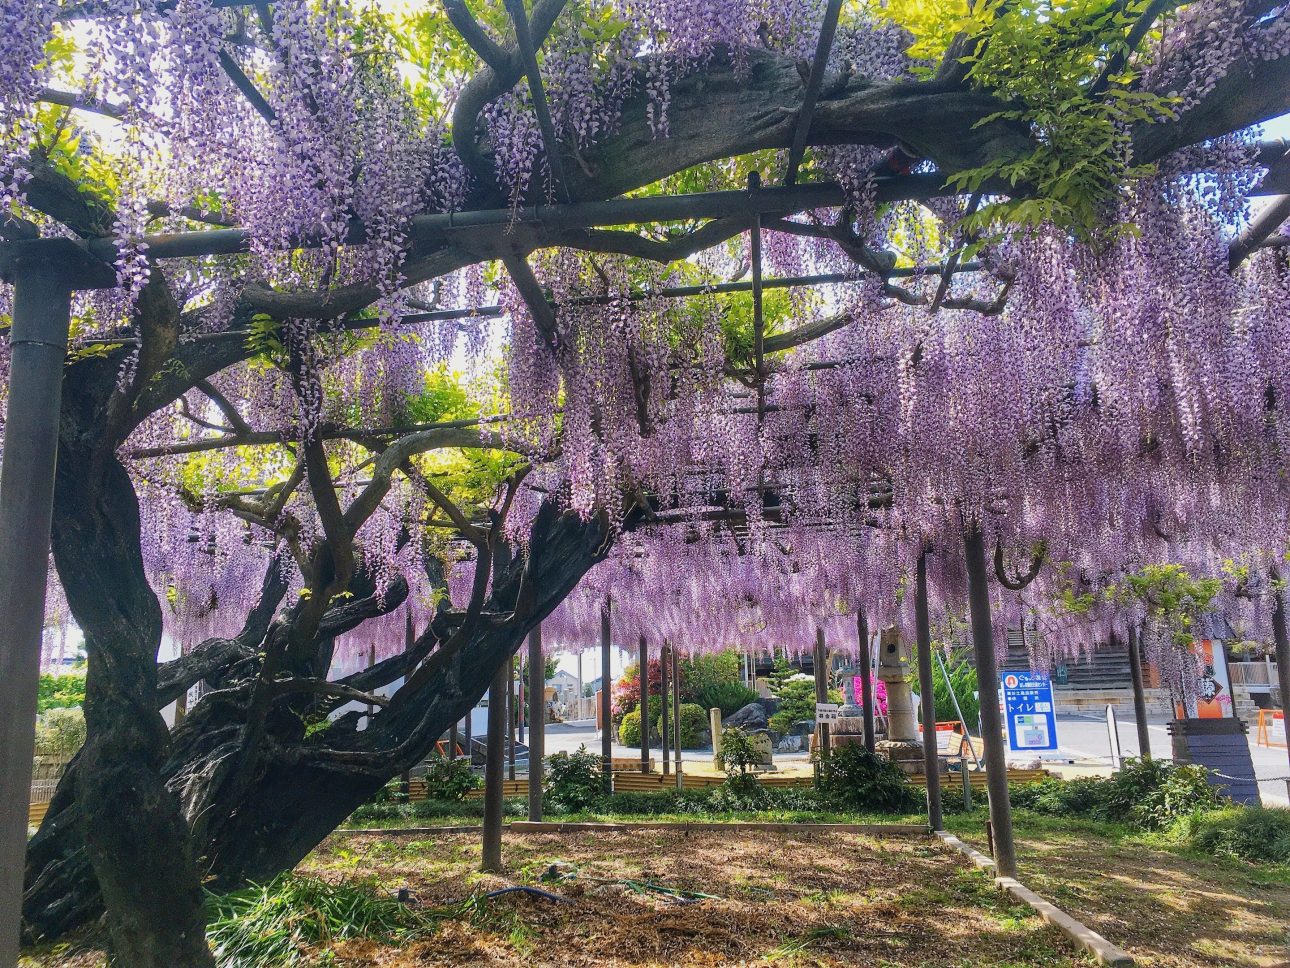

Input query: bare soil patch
[296,828,1087,966]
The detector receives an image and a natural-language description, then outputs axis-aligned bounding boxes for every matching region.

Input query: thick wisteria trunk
[24,493,607,950]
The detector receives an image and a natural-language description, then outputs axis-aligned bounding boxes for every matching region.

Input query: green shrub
[618,708,643,747]
[1099,757,1224,829]
[1181,807,1290,863]
[709,772,773,811]
[655,702,709,749]
[768,679,817,734]
[815,744,920,813]
[1010,777,1108,817]
[679,650,742,701]
[907,652,979,730]
[348,801,407,823]
[1010,758,1226,831]
[589,791,685,815]
[695,680,760,718]
[421,753,480,802]
[576,786,832,818]
[768,680,843,734]
[545,746,605,811]
[367,779,409,804]
[37,672,86,713]
[33,707,86,757]
[1129,763,1225,830]
[348,797,525,826]
[717,726,759,776]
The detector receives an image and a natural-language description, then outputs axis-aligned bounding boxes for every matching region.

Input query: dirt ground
[296,828,1087,966]
[22,820,1290,967]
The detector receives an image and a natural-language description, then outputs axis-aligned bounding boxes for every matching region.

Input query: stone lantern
[875,627,925,773]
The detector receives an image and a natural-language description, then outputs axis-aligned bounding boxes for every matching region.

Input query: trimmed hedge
[655,702,710,749]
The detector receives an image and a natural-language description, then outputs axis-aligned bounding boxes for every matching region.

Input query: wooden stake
[481,662,507,873]
[527,624,544,822]
[857,609,876,753]
[639,635,649,773]
[915,549,944,830]
[963,522,1017,877]
[1125,626,1152,760]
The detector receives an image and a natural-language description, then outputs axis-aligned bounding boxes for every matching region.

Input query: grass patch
[205,873,449,967]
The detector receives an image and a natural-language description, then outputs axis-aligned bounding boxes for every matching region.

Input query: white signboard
[815,702,840,723]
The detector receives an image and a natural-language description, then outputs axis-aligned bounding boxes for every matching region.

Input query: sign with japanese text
[1000,671,1058,752]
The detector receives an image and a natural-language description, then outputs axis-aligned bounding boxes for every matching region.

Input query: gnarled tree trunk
[43,363,214,966]
[25,486,607,952]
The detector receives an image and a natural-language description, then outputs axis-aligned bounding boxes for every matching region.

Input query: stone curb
[336,821,931,837]
[934,830,1135,966]
[510,821,931,835]
[335,825,484,835]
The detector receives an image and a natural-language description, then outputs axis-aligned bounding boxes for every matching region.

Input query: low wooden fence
[443,766,1052,800]
[611,767,1050,794]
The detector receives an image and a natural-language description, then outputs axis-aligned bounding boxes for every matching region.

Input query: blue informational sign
[1000,671,1059,752]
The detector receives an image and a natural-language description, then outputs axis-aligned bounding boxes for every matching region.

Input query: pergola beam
[1230,147,1290,269]
[71,264,981,351]
[503,0,570,201]
[749,173,766,418]
[58,177,944,264]
[783,0,844,186]
[217,48,277,125]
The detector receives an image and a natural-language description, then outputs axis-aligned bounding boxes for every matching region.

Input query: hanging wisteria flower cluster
[0,0,1286,702]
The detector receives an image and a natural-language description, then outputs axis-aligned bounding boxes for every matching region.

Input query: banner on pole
[1000,671,1059,752]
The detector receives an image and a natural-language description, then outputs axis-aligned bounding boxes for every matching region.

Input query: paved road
[537,713,1290,805]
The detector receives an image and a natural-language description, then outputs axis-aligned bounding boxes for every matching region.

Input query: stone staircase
[1001,634,1172,716]
[1231,684,1261,722]
[999,634,1265,720]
